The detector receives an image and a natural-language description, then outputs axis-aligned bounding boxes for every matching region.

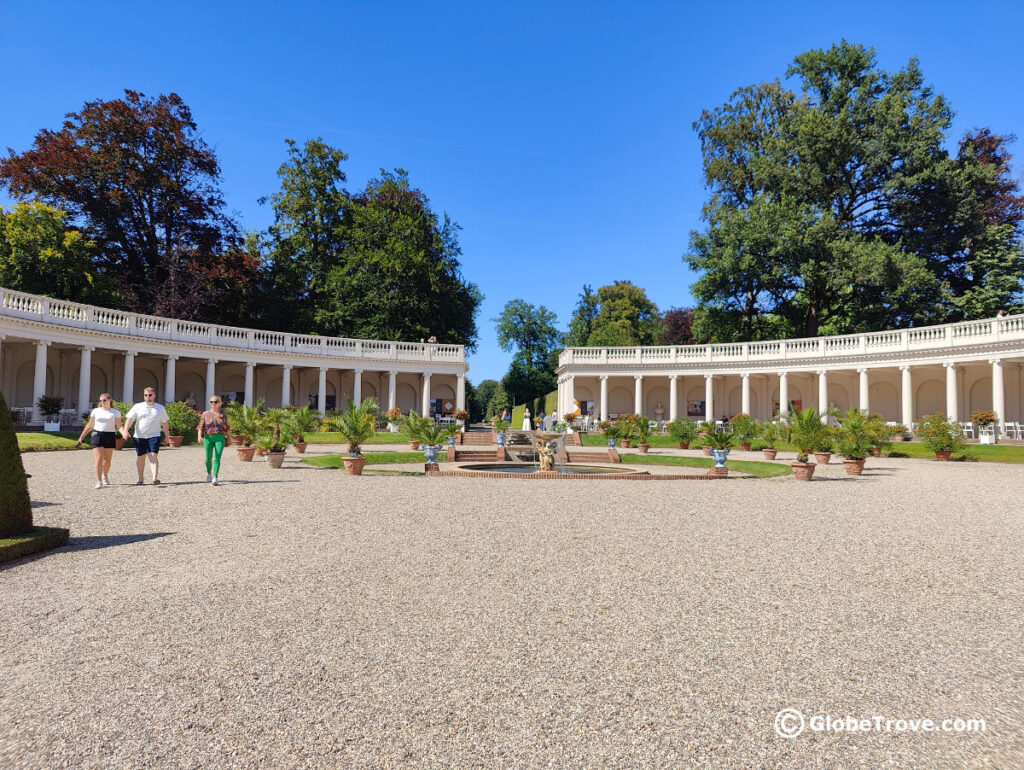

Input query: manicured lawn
[302,451,433,468]
[16,432,81,451]
[617,452,792,478]
[302,431,413,445]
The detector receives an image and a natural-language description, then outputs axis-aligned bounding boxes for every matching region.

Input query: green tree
[494,299,561,405]
[0,390,33,538]
[473,379,499,421]
[0,202,108,302]
[568,281,662,346]
[485,381,511,419]
[564,284,598,346]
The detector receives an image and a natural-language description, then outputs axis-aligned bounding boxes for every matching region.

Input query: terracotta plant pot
[638,444,649,454]
[762,449,778,460]
[167,435,183,448]
[343,455,367,475]
[255,446,267,456]
[236,446,257,462]
[266,451,286,469]
[115,438,126,451]
[702,446,711,456]
[871,447,882,457]
[293,442,307,454]
[678,441,690,449]
[231,435,244,446]
[740,442,752,451]
[843,458,865,476]
[619,440,631,448]
[814,452,832,465]
[408,441,420,450]
[934,450,952,462]
[791,461,816,481]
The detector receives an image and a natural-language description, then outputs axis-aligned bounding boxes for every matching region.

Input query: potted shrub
[698,419,717,456]
[972,409,997,444]
[731,413,756,451]
[290,404,320,453]
[758,420,780,460]
[614,414,636,448]
[917,413,966,461]
[603,422,620,448]
[864,414,891,457]
[401,411,431,449]
[704,429,734,477]
[814,430,835,465]
[333,398,378,475]
[492,417,510,446]
[413,423,450,471]
[227,402,263,461]
[383,406,403,433]
[452,408,469,432]
[258,408,297,469]
[784,407,825,480]
[835,408,873,475]
[667,418,698,449]
[164,400,200,448]
[634,415,651,453]
[113,400,132,449]
[36,395,63,432]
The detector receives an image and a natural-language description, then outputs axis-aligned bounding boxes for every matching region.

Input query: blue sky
[2,1,1022,383]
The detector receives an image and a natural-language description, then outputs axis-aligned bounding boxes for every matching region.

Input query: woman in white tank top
[76,393,124,489]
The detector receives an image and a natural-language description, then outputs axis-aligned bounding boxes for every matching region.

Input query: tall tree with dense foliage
[0,90,256,321]
[687,42,1022,341]
[661,307,701,345]
[565,281,663,346]
[494,299,561,405]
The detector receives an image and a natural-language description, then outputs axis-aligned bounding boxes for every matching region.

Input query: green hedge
[510,390,558,429]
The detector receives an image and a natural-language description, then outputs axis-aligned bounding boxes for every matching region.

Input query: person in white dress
[522,407,532,431]
[75,393,123,489]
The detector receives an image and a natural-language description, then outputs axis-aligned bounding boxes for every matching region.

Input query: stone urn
[814,452,832,465]
[167,435,184,448]
[236,446,257,462]
[843,458,865,475]
[678,441,690,449]
[497,433,506,447]
[638,444,649,454]
[607,438,616,449]
[293,442,308,454]
[343,454,366,475]
[423,444,441,465]
[762,449,778,460]
[934,450,953,462]
[710,448,730,469]
[791,461,816,481]
[266,451,286,469]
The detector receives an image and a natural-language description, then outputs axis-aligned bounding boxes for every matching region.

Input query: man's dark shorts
[134,436,161,455]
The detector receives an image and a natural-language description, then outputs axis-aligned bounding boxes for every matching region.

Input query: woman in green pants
[197,396,232,486]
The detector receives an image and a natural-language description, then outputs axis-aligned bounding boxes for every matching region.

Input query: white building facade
[556,314,1024,435]
[0,287,467,424]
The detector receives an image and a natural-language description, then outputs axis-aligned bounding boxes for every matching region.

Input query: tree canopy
[494,299,561,406]
[564,281,662,347]
[687,41,1024,342]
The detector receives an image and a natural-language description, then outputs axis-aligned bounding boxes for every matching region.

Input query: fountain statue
[537,440,555,472]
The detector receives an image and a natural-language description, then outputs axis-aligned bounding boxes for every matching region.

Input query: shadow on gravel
[30,501,61,508]
[62,532,175,551]
[147,479,302,486]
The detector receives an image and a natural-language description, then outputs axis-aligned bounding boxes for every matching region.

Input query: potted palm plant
[492,417,510,446]
[758,420,780,460]
[290,404,320,453]
[835,408,873,475]
[413,423,450,471]
[603,422,620,448]
[917,413,966,460]
[667,418,698,449]
[401,411,431,449]
[704,429,734,477]
[165,400,200,447]
[814,429,835,465]
[227,402,263,461]
[864,413,890,457]
[634,415,651,453]
[784,407,825,480]
[332,398,378,475]
[37,395,63,432]
[256,408,297,468]
[731,413,756,451]
[698,419,717,456]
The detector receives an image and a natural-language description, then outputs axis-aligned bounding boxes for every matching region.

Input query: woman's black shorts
[90,431,117,449]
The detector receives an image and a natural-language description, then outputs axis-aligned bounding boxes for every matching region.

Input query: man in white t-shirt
[122,387,170,485]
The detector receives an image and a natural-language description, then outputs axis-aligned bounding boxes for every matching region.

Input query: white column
[600,376,609,422]
[818,370,829,416]
[386,370,398,430]
[353,369,362,406]
[991,358,1005,436]
[206,359,217,399]
[741,373,751,416]
[900,365,913,429]
[944,362,958,422]
[567,375,575,416]
[31,341,49,420]
[281,364,292,407]
[122,350,136,404]
[705,374,714,420]
[858,368,869,413]
[244,362,254,405]
[778,372,789,417]
[634,375,643,415]
[319,367,329,416]
[77,346,93,419]
[166,355,178,403]
[421,372,432,416]
[456,373,466,411]
[669,375,679,421]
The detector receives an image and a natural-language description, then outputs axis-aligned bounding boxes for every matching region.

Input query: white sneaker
[102,475,110,486]
[212,478,219,486]
[95,481,103,489]
[206,474,213,483]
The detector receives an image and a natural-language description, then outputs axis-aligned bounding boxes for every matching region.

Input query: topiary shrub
[0,390,33,537]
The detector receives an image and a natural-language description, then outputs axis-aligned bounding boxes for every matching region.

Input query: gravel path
[3,446,1022,768]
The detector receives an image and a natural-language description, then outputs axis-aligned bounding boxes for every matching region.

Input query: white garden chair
[1004,421,1022,440]
[959,422,975,439]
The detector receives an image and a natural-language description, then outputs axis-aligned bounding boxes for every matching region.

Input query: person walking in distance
[75,393,122,489]
[122,387,170,485]
[198,395,232,486]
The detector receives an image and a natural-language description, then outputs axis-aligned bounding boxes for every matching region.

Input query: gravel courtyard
[3,446,1022,769]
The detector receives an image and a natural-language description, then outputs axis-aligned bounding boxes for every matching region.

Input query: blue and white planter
[710,448,730,468]
[497,432,506,447]
[423,444,441,464]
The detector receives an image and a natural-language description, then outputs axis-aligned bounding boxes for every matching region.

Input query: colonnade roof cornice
[1,287,467,374]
